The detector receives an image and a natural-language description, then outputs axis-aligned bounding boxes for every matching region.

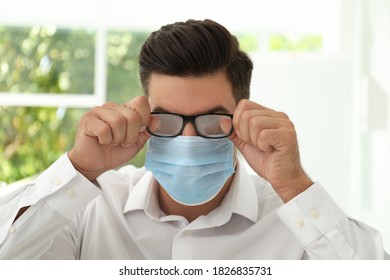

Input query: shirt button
[66,188,75,198]
[53,178,62,186]
[310,209,320,219]
[295,218,304,227]
[9,225,16,233]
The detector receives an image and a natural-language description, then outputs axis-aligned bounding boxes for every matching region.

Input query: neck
[157,175,234,223]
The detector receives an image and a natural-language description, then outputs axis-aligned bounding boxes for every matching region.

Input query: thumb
[220,119,246,152]
[228,129,247,153]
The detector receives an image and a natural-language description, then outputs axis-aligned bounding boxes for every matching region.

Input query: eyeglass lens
[147,113,233,138]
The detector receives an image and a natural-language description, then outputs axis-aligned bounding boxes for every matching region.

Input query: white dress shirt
[0,154,388,259]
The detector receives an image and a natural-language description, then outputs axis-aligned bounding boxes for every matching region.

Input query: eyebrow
[152,105,230,115]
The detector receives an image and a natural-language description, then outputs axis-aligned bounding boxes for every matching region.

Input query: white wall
[356,0,390,251]
[250,55,351,208]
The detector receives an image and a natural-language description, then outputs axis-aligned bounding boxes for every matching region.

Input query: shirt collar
[227,156,259,222]
[123,155,259,224]
[123,171,163,220]
[181,156,260,231]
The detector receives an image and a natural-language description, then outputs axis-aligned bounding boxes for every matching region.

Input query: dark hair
[139,19,253,102]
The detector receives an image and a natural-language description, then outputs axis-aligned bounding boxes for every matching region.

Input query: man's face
[147,71,236,137]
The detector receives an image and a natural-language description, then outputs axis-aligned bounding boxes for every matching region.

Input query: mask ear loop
[233,158,238,170]
[233,147,238,171]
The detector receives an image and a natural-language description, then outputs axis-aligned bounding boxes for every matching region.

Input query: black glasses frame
[146,112,234,138]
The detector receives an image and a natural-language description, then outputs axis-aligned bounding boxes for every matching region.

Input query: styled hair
[139,19,253,102]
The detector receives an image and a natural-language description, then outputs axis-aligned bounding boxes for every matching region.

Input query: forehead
[147,72,236,115]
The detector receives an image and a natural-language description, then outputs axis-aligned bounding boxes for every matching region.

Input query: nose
[181,122,198,136]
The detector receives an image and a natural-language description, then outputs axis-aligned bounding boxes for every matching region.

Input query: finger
[220,117,234,135]
[236,111,288,147]
[250,116,291,148]
[233,99,274,127]
[233,103,275,133]
[137,129,151,148]
[256,129,277,153]
[124,96,151,129]
[228,129,246,152]
[258,127,297,153]
[103,99,150,146]
[229,123,275,153]
[93,105,128,146]
[81,112,114,145]
[107,104,147,146]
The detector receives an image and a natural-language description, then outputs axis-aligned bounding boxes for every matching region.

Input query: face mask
[145,136,235,206]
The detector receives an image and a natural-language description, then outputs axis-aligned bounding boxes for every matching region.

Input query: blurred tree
[107,31,147,103]
[0,26,147,185]
[269,34,322,52]
[0,26,94,93]
[0,106,84,183]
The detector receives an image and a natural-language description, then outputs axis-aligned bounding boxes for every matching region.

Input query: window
[0,26,148,184]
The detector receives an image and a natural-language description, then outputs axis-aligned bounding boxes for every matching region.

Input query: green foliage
[0,26,148,185]
[0,26,94,93]
[269,34,322,52]
[236,33,259,53]
[107,31,148,103]
[0,106,85,183]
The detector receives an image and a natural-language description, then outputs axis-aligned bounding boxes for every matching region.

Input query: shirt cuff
[27,153,101,219]
[276,182,347,247]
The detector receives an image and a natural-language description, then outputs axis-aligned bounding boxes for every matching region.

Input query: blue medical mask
[145,136,235,206]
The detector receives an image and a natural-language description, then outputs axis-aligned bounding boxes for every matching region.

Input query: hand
[68,96,151,181]
[230,99,313,202]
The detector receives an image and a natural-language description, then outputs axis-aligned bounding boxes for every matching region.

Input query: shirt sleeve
[0,154,101,259]
[276,182,387,259]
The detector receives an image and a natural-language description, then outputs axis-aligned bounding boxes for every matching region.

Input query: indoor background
[0,0,389,251]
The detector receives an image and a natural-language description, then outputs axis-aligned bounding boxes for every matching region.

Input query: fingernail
[235,130,242,139]
[139,126,146,132]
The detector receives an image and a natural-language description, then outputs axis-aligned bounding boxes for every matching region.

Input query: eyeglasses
[147,112,234,138]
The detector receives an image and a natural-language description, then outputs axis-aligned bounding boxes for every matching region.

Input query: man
[0,19,388,259]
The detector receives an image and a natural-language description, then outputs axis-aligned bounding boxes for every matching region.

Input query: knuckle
[112,114,127,128]
[284,119,295,130]
[89,105,102,114]
[127,110,141,124]
[287,127,297,138]
[80,111,91,122]
[96,127,112,144]
[133,96,146,105]
[257,131,270,150]
[97,124,111,137]
[240,110,250,122]
[127,96,148,110]
[249,116,258,127]
[277,111,289,120]
[80,109,96,125]
[237,99,251,108]
[234,100,249,116]
[102,102,118,108]
[259,129,269,140]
